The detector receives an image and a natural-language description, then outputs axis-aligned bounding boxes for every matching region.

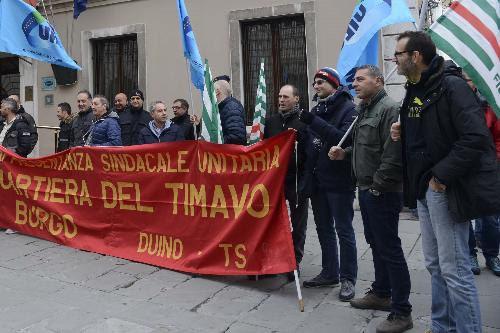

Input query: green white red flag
[200,59,224,143]
[249,60,267,145]
[428,0,500,116]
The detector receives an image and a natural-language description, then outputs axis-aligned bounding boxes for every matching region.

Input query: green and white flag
[428,0,500,116]
[200,59,224,143]
[249,59,267,145]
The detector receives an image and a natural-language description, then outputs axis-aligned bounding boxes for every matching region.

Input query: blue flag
[176,0,204,91]
[0,0,81,70]
[73,0,88,19]
[337,0,414,94]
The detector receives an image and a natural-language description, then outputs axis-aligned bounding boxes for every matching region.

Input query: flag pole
[185,59,198,139]
[294,269,305,312]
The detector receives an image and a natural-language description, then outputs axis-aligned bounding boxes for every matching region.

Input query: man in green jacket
[329,65,412,333]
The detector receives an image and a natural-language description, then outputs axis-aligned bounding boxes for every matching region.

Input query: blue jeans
[310,190,357,282]
[469,215,500,259]
[418,188,482,333]
[359,190,412,315]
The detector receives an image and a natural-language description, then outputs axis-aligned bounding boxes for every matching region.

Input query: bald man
[214,80,246,145]
[113,93,128,113]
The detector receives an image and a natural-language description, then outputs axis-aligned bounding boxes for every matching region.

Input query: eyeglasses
[172,106,183,110]
[393,50,412,58]
[130,97,142,100]
[312,79,325,87]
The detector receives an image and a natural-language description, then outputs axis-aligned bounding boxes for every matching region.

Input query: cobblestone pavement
[0,210,498,332]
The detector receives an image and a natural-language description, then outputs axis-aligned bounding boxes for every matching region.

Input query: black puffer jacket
[401,56,500,220]
[218,96,247,145]
[119,107,152,146]
[172,113,196,140]
[303,87,357,193]
[70,108,93,147]
[0,115,38,157]
[57,114,76,152]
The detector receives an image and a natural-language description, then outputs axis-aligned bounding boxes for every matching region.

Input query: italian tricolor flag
[428,0,500,117]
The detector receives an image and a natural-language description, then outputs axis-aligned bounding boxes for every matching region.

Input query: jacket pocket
[357,116,381,146]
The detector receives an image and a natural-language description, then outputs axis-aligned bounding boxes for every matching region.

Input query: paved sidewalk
[0,210,498,333]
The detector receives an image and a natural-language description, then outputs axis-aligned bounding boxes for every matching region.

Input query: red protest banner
[0,131,296,275]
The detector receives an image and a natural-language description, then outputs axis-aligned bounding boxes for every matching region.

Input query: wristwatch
[369,188,381,196]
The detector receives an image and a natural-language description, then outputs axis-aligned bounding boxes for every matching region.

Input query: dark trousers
[285,186,309,265]
[310,189,357,283]
[469,214,500,259]
[358,190,412,315]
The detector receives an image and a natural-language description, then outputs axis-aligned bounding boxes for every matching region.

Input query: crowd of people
[1,31,499,333]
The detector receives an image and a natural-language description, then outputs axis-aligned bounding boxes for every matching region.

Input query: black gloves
[299,110,315,124]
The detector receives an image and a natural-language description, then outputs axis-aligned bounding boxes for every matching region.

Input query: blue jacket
[87,111,122,146]
[218,96,247,145]
[303,87,357,193]
[138,120,184,144]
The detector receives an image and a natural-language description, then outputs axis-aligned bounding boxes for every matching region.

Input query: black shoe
[470,255,481,275]
[486,257,500,277]
[303,274,339,288]
[339,280,355,301]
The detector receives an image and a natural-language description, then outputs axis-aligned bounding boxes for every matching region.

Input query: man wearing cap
[119,89,152,146]
[70,90,93,147]
[299,67,358,302]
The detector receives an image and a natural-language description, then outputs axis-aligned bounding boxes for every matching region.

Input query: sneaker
[302,274,339,288]
[486,257,500,277]
[5,229,17,235]
[376,312,413,333]
[470,255,481,275]
[339,280,355,301]
[350,289,391,311]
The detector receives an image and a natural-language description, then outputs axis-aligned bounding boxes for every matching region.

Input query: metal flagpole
[294,268,305,312]
[335,116,359,148]
[185,59,198,139]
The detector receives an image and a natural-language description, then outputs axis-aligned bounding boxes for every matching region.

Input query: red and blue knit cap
[314,67,341,89]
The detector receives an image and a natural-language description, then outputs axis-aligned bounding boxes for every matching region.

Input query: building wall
[35,0,357,156]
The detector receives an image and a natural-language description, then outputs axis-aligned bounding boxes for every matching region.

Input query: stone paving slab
[0,210,498,332]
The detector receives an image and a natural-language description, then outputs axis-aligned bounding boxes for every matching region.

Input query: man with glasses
[298,67,358,302]
[390,31,500,333]
[171,98,197,140]
[119,89,152,146]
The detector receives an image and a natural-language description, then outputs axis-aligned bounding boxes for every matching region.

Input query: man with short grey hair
[214,80,246,145]
[70,90,93,147]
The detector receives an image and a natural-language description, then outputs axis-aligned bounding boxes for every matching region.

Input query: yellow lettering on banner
[14,200,78,238]
[235,244,247,269]
[219,244,232,267]
[250,151,266,171]
[240,155,253,172]
[177,151,189,172]
[136,232,183,260]
[270,145,280,169]
[210,185,228,219]
[101,181,153,212]
[228,184,249,219]
[101,181,118,208]
[145,153,156,172]
[189,184,207,217]
[135,154,146,172]
[15,173,31,199]
[49,178,65,203]
[117,182,135,211]
[247,184,270,218]
[165,183,183,215]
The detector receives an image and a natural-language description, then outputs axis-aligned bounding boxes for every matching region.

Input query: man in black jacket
[299,67,357,301]
[56,102,74,152]
[171,98,196,140]
[119,89,152,146]
[138,101,184,144]
[0,98,37,157]
[9,95,37,133]
[214,80,247,145]
[264,84,308,279]
[70,90,93,147]
[390,31,499,333]
[330,65,412,333]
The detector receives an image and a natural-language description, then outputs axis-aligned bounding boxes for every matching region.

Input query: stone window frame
[80,24,146,98]
[228,2,317,106]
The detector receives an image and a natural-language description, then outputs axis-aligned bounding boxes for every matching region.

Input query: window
[0,55,20,99]
[92,35,138,103]
[241,16,309,123]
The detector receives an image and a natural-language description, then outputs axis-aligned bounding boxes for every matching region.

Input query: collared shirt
[150,120,172,139]
[0,117,16,146]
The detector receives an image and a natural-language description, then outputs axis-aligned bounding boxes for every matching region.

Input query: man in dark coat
[9,95,37,133]
[390,31,499,333]
[138,101,184,144]
[299,67,357,301]
[85,95,121,146]
[264,84,308,280]
[171,98,196,140]
[0,98,37,157]
[119,89,152,146]
[70,90,93,147]
[214,80,247,145]
[56,102,75,152]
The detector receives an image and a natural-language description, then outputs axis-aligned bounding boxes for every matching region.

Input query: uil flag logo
[0,0,81,70]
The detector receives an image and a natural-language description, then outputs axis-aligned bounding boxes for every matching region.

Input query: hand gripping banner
[0,131,297,275]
